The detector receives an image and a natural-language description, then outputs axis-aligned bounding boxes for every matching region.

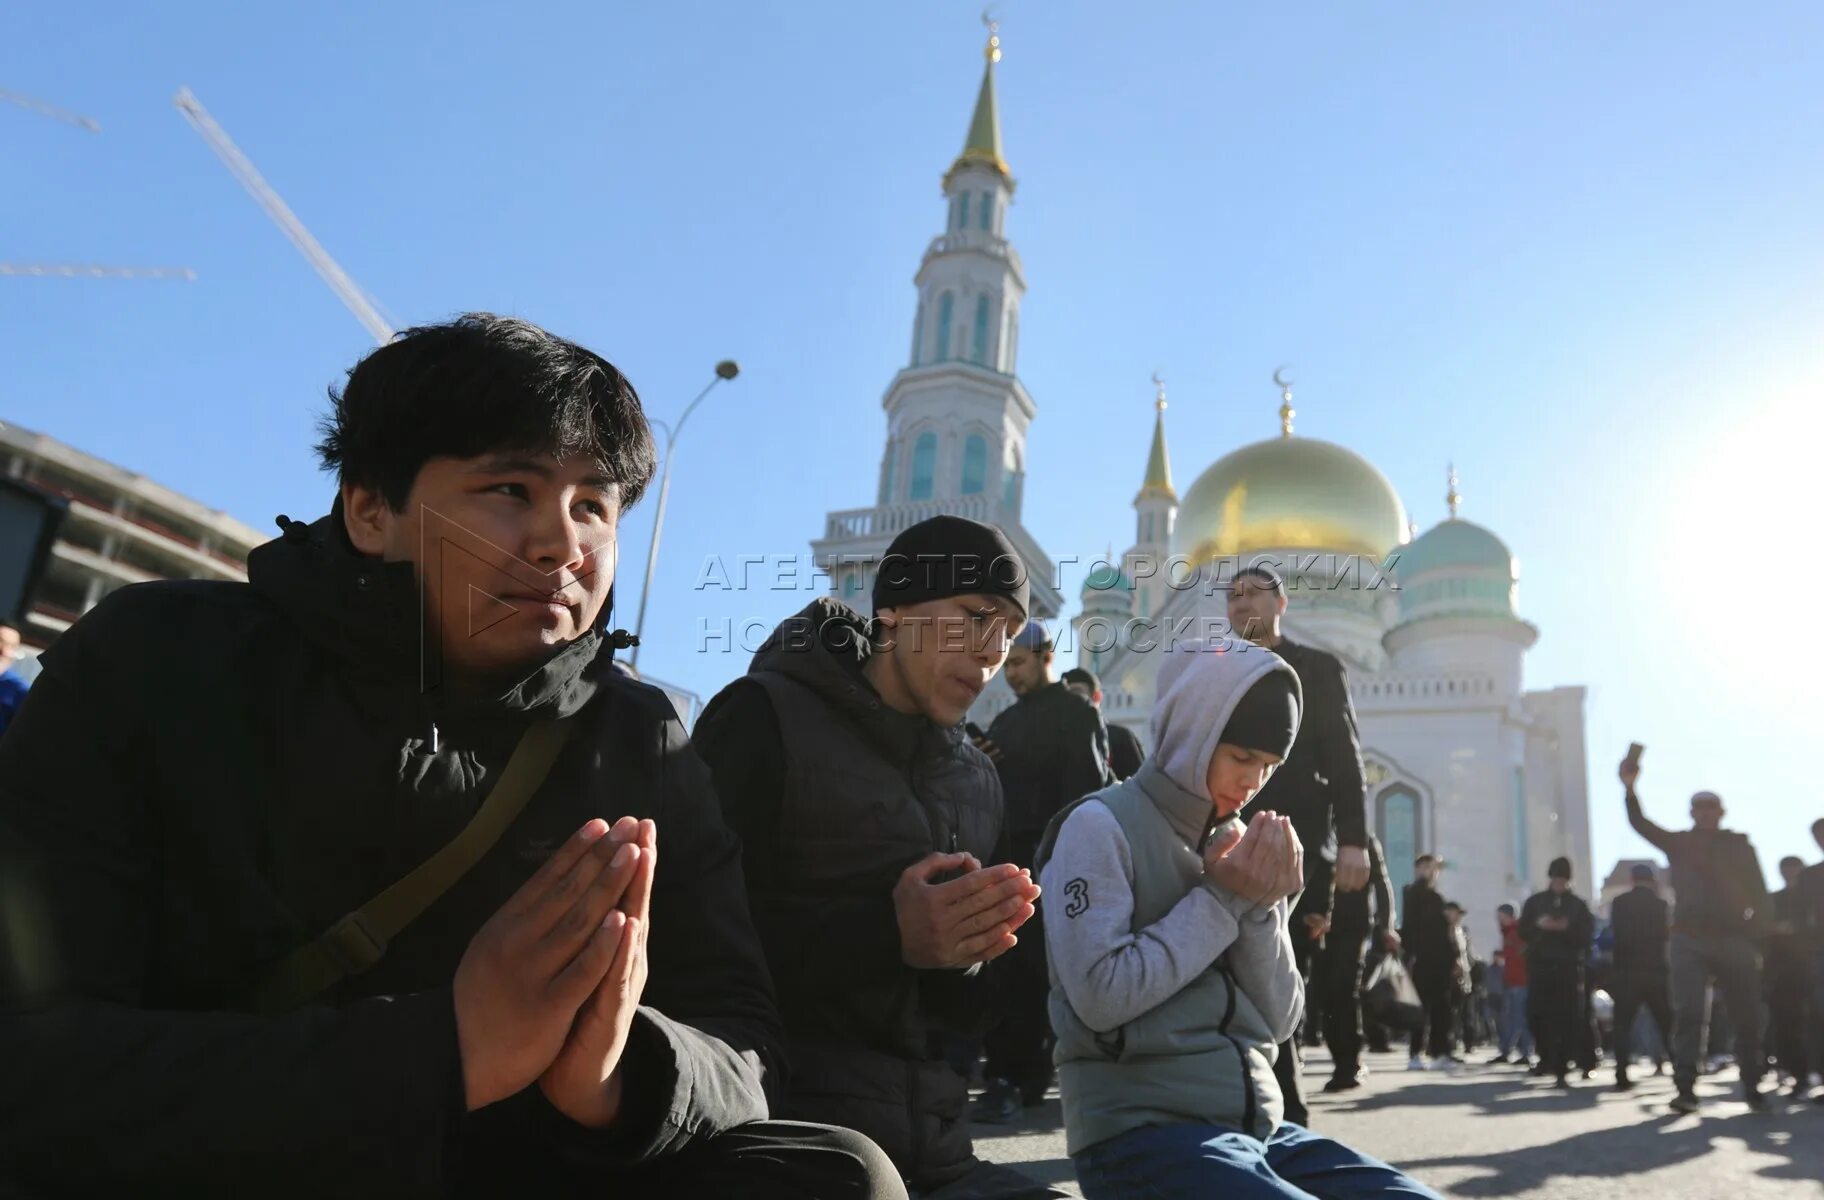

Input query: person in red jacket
[1488,905,1534,1065]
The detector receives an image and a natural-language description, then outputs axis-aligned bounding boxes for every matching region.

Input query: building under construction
[1,421,265,651]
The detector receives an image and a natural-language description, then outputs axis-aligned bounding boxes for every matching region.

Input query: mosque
[809,29,1591,942]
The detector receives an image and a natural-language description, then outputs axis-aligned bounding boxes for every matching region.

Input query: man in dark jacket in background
[1768,855,1813,1098]
[1520,857,1594,1089]
[0,315,898,1198]
[1401,855,1457,1070]
[1609,863,1673,1091]
[694,516,1058,1199]
[1803,819,1824,1105]
[1318,834,1397,1091]
[971,623,1111,1123]
[1620,754,1770,1112]
[1227,564,1371,1123]
[1061,667,1143,781]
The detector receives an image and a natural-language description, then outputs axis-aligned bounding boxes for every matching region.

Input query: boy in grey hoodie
[1037,638,1440,1199]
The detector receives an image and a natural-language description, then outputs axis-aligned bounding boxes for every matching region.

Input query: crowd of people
[0,315,1813,1199]
[1334,782,1824,1118]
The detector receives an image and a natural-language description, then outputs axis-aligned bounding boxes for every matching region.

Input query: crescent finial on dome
[1446,462,1461,519]
[1273,367,1294,438]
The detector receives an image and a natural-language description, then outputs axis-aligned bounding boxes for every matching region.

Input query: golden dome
[1174,436,1409,562]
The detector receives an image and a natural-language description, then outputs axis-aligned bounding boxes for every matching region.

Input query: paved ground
[971,1048,1824,1198]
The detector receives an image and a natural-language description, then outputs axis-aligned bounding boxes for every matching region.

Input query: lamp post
[629,359,740,668]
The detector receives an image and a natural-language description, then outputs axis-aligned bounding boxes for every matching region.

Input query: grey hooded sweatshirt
[1035,638,1304,1155]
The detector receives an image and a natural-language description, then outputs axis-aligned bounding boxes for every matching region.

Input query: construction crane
[5,86,204,283]
[1,87,99,132]
[173,86,394,345]
[0,263,196,280]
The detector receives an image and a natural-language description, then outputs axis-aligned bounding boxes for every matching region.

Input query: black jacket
[986,680,1111,858]
[693,599,1006,1193]
[0,509,779,1198]
[1625,791,1768,940]
[1609,885,1669,975]
[1249,639,1368,861]
[1106,721,1145,782]
[1519,888,1594,968]
[1399,879,1453,977]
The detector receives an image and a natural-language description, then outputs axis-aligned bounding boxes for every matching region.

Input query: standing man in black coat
[1226,564,1371,1123]
[1318,834,1397,1091]
[0,315,901,1198]
[1520,858,1595,1089]
[695,516,1058,1199]
[1609,863,1674,1091]
[972,623,1111,1123]
[1768,855,1814,1097]
[1620,754,1770,1112]
[1061,667,1144,781]
[1401,855,1458,1070]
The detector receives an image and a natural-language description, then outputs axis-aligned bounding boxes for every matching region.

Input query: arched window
[958,192,972,231]
[909,433,937,501]
[979,191,993,231]
[910,303,924,366]
[880,442,897,503]
[1001,459,1019,512]
[936,292,954,361]
[961,435,988,495]
[1378,785,1421,921]
[971,296,991,365]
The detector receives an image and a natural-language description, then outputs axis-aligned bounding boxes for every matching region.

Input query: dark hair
[1061,667,1100,693]
[1415,853,1437,869]
[1233,565,1284,593]
[1781,855,1805,872]
[1443,901,1463,914]
[1813,817,1824,837]
[316,313,656,511]
[0,615,19,634]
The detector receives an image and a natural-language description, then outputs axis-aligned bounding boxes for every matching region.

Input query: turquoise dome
[1081,562,1135,595]
[1396,519,1512,579]
[1393,518,1517,620]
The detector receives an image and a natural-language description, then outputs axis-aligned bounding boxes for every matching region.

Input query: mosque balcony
[919,231,1025,282]
[1353,669,1501,709]
[821,495,1000,543]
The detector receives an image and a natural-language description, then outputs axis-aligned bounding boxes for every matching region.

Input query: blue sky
[5,1,1820,888]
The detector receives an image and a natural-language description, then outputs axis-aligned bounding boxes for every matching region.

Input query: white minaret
[813,22,1061,621]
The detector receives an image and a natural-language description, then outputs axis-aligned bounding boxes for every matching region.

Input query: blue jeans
[1075,1122,1443,1199]
[1497,984,1534,1058]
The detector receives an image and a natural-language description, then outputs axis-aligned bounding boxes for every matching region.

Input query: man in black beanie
[1519,858,1594,1088]
[1610,863,1672,1091]
[695,516,1063,1198]
[1061,667,1145,781]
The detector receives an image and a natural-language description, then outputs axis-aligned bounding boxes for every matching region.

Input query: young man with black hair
[1519,858,1594,1089]
[0,314,898,1198]
[970,621,1111,1124]
[1061,667,1144,781]
[1620,754,1770,1112]
[694,515,1059,1199]
[1608,863,1673,1091]
[1226,564,1370,1122]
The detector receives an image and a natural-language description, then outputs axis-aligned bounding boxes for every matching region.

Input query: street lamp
[629,359,740,668]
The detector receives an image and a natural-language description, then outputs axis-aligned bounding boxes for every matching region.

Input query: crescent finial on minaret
[982,8,1002,62]
[1151,370,1166,411]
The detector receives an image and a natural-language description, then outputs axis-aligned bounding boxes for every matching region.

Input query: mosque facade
[812,32,1590,946]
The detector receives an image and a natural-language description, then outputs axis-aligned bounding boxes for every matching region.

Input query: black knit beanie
[1549,856,1573,880]
[872,515,1030,618]
[1220,669,1301,759]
